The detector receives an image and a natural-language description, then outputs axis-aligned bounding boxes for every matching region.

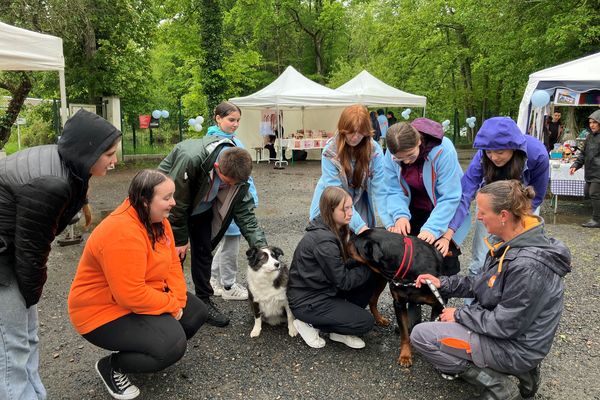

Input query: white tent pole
[58,69,68,126]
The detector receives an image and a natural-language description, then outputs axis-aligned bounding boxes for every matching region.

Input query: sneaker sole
[95,361,140,400]
[329,335,365,349]
[221,294,248,301]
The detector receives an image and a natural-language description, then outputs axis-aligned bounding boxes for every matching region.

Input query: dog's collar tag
[392,237,414,281]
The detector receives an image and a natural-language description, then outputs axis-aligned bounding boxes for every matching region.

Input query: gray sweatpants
[410,321,488,374]
[210,235,241,288]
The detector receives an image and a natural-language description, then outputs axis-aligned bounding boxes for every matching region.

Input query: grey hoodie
[440,216,571,373]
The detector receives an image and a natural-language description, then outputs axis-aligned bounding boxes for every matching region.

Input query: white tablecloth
[279,138,331,150]
[549,161,585,197]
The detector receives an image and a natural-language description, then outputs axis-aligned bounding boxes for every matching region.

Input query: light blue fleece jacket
[309,137,387,233]
[207,125,259,236]
[382,136,470,244]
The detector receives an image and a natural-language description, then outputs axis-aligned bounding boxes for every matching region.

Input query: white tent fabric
[517,52,600,135]
[229,65,356,108]
[0,22,68,124]
[336,70,427,108]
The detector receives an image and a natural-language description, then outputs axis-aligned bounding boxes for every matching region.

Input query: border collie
[246,246,297,338]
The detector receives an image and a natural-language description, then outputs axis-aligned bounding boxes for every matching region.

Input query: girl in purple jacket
[445,117,549,290]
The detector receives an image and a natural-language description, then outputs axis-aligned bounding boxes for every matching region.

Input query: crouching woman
[411,180,571,400]
[68,170,207,400]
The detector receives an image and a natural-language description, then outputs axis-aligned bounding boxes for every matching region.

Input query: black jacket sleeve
[314,240,370,292]
[14,176,72,307]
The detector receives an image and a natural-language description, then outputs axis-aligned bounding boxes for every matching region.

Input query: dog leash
[425,279,446,308]
[392,237,414,281]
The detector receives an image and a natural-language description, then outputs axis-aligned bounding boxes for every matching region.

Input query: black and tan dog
[349,228,445,367]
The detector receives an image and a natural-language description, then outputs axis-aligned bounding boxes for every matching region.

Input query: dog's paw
[375,316,390,327]
[398,354,413,368]
[250,328,261,338]
[288,324,298,337]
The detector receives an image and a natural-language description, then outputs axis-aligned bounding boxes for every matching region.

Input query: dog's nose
[274,261,280,268]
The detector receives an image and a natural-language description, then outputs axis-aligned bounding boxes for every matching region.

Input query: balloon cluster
[152,110,169,119]
[188,116,205,132]
[466,116,476,129]
[441,120,451,131]
[531,90,550,108]
[401,108,412,120]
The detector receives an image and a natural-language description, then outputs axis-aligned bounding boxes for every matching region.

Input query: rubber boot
[459,364,521,400]
[515,365,541,399]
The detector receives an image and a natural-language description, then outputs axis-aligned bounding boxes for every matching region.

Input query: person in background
[412,180,570,400]
[264,134,277,160]
[377,108,389,146]
[383,119,470,329]
[288,186,375,349]
[387,111,397,127]
[570,109,600,228]
[369,111,382,143]
[547,110,563,151]
[0,109,121,400]
[444,117,549,301]
[68,170,207,400]
[309,104,387,234]
[158,135,267,327]
[207,101,259,301]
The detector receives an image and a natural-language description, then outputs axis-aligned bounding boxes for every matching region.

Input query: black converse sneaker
[95,355,140,400]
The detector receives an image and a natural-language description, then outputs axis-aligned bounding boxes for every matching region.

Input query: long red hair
[335,105,374,189]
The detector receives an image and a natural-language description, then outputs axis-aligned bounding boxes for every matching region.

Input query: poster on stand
[554,89,580,106]
[260,110,277,136]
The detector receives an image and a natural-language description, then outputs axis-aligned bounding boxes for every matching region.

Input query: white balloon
[188,118,196,126]
[442,119,451,127]
[161,110,169,118]
[196,116,204,124]
[468,122,475,128]
[193,123,203,132]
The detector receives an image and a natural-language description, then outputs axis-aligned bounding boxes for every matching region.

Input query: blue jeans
[0,271,46,399]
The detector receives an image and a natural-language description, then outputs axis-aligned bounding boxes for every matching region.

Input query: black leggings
[83,293,207,373]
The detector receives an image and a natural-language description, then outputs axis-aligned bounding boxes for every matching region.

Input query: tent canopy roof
[336,70,427,107]
[0,22,64,71]
[229,66,355,108]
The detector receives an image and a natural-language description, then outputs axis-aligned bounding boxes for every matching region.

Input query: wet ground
[40,160,600,399]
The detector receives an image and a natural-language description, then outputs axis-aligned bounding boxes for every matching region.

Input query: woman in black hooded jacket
[0,109,121,400]
[287,186,375,350]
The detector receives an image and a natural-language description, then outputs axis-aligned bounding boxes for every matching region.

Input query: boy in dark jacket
[570,109,600,227]
[0,109,121,400]
[158,136,267,327]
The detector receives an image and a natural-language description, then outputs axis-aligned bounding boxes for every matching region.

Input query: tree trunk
[0,73,32,148]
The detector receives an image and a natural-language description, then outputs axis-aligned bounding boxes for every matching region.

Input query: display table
[279,137,331,150]
[549,161,585,213]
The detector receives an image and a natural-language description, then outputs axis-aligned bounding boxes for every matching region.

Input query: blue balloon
[161,110,169,118]
[152,110,161,119]
[188,118,196,126]
[531,90,550,108]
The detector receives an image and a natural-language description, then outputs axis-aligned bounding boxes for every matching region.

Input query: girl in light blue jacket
[207,102,259,301]
[309,105,387,234]
[383,119,469,328]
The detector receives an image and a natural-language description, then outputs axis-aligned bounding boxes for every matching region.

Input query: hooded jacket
[309,137,386,233]
[571,110,600,182]
[0,109,121,307]
[158,135,266,249]
[449,117,549,231]
[287,217,371,309]
[440,216,571,373]
[382,118,470,244]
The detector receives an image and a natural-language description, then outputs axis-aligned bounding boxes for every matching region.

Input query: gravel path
[40,161,600,399]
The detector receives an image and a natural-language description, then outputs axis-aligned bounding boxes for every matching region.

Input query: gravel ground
[39,161,600,400]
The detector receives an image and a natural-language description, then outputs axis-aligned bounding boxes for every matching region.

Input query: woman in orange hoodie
[68,169,207,400]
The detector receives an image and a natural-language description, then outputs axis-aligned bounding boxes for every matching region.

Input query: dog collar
[392,237,414,281]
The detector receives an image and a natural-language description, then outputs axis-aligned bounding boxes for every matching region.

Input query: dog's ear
[246,247,259,262]
[366,241,385,264]
[271,246,284,260]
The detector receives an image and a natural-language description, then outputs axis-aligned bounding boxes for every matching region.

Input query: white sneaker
[329,333,365,349]
[222,283,248,301]
[293,319,326,349]
[210,277,224,297]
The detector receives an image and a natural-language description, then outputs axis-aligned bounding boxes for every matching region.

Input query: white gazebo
[336,70,427,110]
[517,52,600,138]
[0,22,68,124]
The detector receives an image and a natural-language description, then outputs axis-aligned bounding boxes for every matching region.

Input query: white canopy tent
[336,70,427,109]
[0,22,68,125]
[517,52,600,138]
[229,66,356,162]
